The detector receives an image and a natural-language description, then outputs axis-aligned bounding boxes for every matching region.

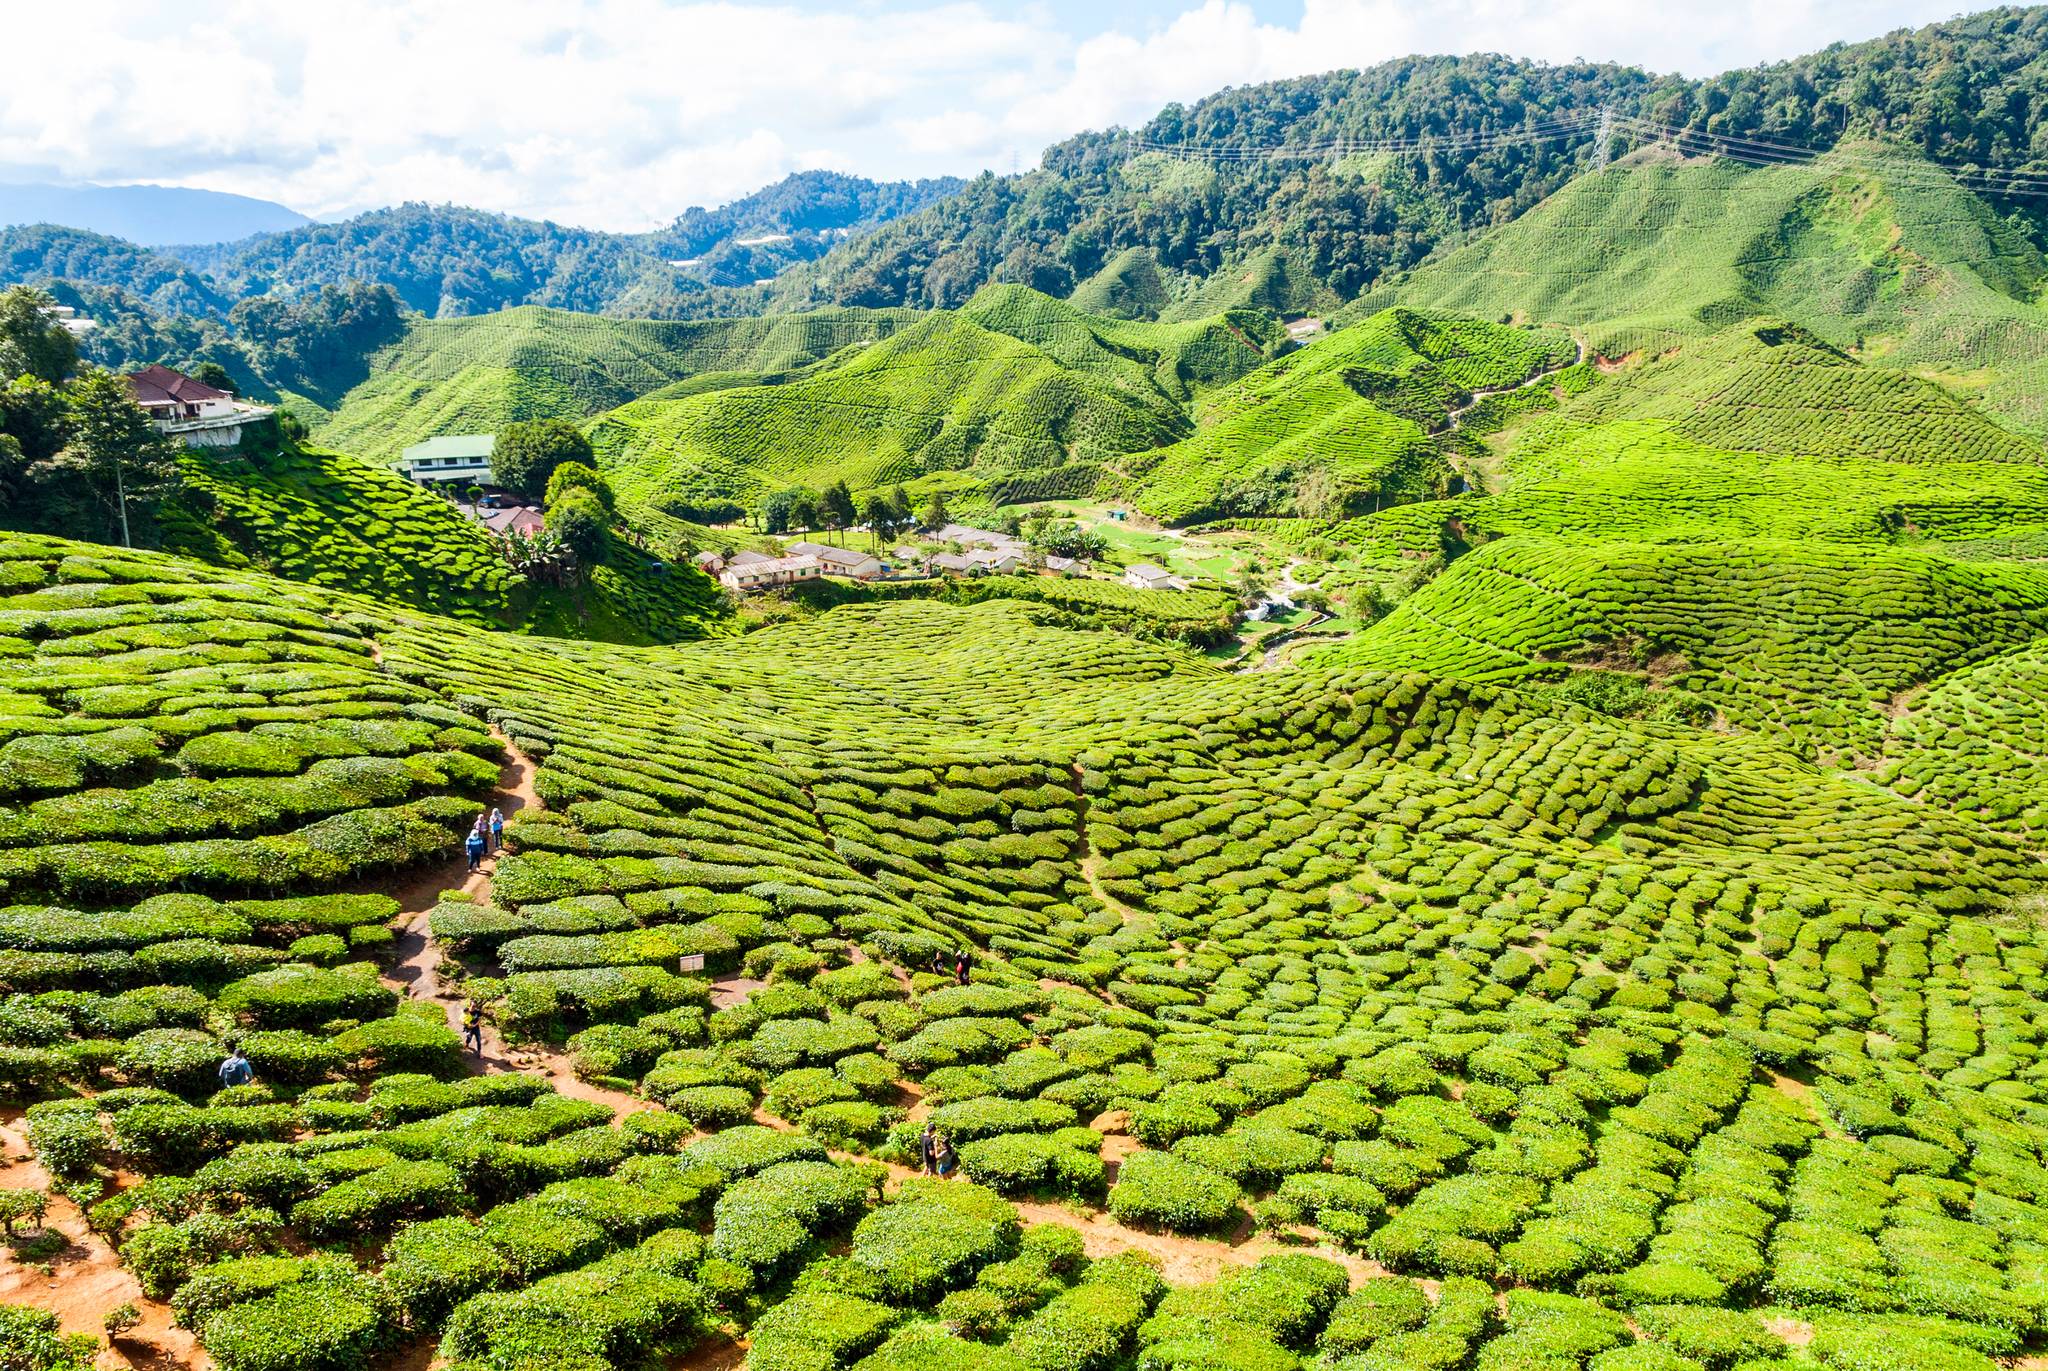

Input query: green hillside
[1365,143,2048,436]
[157,440,725,644]
[12,500,2048,1371]
[589,286,1276,518]
[1127,307,1576,524]
[315,304,921,461]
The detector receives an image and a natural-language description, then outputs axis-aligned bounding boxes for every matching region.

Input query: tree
[545,461,614,511]
[63,367,178,547]
[761,486,812,535]
[0,286,78,384]
[919,490,950,532]
[820,481,857,542]
[861,494,896,549]
[546,487,609,563]
[492,418,592,497]
[789,492,820,535]
[190,361,238,396]
[888,484,913,530]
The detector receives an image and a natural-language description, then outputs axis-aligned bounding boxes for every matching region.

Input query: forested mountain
[165,171,960,318]
[762,7,2048,316]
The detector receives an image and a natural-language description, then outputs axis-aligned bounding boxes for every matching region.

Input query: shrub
[848,1178,1021,1303]
[711,1160,871,1276]
[1107,1151,1241,1233]
[290,1159,464,1240]
[381,1217,513,1328]
[746,1289,901,1370]
[201,1276,394,1371]
[1319,1277,1433,1356]
[217,967,395,1029]
[331,1016,461,1074]
[664,1085,757,1129]
[477,1198,609,1282]
[1007,1254,1165,1371]
[0,1306,96,1371]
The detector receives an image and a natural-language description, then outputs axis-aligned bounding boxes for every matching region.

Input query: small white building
[720,554,822,592]
[787,540,885,580]
[399,434,497,485]
[127,365,273,449]
[967,547,1023,574]
[1123,563,1184,591]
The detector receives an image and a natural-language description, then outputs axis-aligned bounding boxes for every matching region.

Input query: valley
[12,9,2048,1371]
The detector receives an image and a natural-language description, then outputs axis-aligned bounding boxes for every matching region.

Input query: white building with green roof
[398,434,495,485]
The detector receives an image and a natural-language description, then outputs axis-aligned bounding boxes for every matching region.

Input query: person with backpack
[954,949,970,985]
[463,1003,485,1056]
[465,820,487,873]
[218,1043,253,1089]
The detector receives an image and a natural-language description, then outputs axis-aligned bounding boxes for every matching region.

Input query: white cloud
[0,0,1965,230]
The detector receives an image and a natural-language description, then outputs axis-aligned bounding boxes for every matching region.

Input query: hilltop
[588,285,1281,520]
[311,304,923,461]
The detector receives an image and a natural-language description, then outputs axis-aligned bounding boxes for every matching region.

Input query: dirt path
[374,726,649,1117]
[0,1114,208,1371]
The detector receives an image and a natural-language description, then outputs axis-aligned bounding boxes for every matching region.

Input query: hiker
[489,807,506,853]
[218,1043,253,1089]
[465,822,487,873]
[463,1003,485,1055]
[934,1132,958,1178]
[919,1122,938,1176]
[954,949,969,985]
[930,949,947,977]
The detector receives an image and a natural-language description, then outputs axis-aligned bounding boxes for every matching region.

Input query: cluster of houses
[691,519,1196,598]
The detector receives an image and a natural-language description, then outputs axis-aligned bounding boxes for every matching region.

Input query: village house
[1123,563,1185,591]
[469,505,546,538]
[720,554,822,592]
[786,539,886,580]
[1042,555,1083,577]
[399,434,496,486]
[928,552,976,576]
[126,365,274,448]
[967,547,1023,574]
[692,551,727,575]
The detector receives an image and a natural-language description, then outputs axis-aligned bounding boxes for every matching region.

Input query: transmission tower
[1593,104,1613,171]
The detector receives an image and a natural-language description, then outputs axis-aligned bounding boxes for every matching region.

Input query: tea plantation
[12,382,2048,1371]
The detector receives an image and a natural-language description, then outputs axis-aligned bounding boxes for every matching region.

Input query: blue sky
[0,0,1975,231]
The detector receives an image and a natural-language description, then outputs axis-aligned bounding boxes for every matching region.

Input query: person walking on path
[488,807,506,854]
[463,1003,485,1056]
[465,821,487,873]
[919,1122,938,1176]
[218,1043,253,1089]
[934,1132,958,1178]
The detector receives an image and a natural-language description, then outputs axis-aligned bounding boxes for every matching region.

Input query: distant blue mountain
[0,182,310,247]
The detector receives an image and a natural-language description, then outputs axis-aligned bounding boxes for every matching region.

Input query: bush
[381,1217,512,1328]
[1319,1277,1432,1356]
[217,967,395,1029]
[848,1178,1021,1303]
[201,1275,395,1371]
[711,1160,870,1276]
[290,1160,464,1240]
[746,1289,901,1370]
[1107,1151,1241,1233]
[0,1306,96,1371]
[1007,1254,1165,1371]
[331,1016,461,1074]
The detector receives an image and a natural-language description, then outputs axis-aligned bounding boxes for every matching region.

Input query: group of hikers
[917,1121,960,1178]
[465,807,507,872]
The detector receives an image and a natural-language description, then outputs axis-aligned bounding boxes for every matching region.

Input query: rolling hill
[588,285,1281,518]
[1364,142,2048,436]
[312,304,923,461]
[1126,307,1577,524]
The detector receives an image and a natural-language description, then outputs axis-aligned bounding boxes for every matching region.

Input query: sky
[0,0,1977,232]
